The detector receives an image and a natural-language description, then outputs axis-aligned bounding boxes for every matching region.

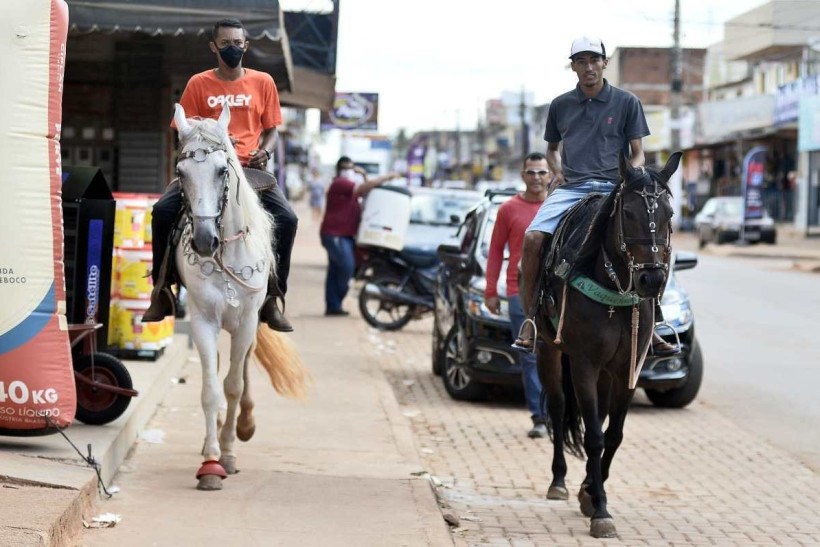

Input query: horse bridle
[604,168,671,295]
[176,143,231,225]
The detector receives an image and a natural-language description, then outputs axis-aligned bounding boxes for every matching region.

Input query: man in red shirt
[484,153,550,438]
[320,157,398,315]
[144,18,297,332]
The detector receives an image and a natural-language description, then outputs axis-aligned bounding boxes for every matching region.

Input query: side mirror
[674,251,698,271]
[450,214,461,225]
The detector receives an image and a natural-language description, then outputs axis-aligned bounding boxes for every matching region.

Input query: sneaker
[325,309,350,317]
[528,422,547,439]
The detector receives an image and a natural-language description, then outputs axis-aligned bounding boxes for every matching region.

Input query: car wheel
[697,228,708,249]
[715,230,731,245]
[645,339,703,408]
[432,316,443,376]
[441,326,487,401]
[762,233,777,245]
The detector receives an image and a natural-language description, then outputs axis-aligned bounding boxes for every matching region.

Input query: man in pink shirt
[484,153,550,438]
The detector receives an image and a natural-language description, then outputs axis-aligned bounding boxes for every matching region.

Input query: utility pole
[519,86,530,159]
[671,0,682,154]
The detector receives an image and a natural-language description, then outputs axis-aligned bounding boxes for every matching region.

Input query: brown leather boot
[651,331,680,357]
[259,280,293,332]
[142,284,176,322]
[142,243,176,323]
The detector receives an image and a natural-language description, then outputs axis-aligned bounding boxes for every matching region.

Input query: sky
[283,0,769,136]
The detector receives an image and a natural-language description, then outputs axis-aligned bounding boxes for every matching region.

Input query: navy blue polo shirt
[544,79,650,185]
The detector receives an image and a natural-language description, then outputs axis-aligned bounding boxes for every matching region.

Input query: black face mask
[218,45,244,69]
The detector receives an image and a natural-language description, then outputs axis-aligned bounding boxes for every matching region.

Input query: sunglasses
[524,170,549,176]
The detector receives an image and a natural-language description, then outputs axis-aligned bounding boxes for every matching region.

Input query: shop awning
[279,66,336,111]
[67,0,293,91]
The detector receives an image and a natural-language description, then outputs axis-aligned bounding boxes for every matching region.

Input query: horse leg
[218,324,256,475]
[537,343,568,500]
[236,347,256,442]
[601,384,635,484]
[572,362,617,538]
[191,318,226,491]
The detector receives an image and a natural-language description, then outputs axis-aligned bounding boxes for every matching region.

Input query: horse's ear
[619,152,632,180]
[218,103,231,134]
[659,151,683,182]
[174,103,191,138]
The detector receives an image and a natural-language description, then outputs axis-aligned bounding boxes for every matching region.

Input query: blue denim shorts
[526,180,616,235]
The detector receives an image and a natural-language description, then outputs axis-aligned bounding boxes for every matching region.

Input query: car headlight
[659,300,693,332]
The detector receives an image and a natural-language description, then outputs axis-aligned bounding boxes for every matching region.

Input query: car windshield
[410,191,482,226]
[720,199,743,216]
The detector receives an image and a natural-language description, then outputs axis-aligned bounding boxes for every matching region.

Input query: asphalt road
[674,248,820,473]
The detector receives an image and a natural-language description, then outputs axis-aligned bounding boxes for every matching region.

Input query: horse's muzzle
[191,225,219,257]
[634,268,666,299]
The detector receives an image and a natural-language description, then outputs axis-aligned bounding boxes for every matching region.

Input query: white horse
[173,103,308,491]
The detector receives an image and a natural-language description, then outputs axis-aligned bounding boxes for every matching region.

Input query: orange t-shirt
[174,68,282,164]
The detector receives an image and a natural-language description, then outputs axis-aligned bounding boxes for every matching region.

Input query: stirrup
[511,318,538,353]
[652,321,681,355]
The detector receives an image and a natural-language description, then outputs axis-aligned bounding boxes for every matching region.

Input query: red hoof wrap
[196,460,228,479]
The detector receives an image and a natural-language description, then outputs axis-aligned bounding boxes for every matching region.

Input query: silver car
[694,196,777,248]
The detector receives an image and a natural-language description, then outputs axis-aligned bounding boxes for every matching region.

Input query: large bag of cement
[0,0,75,434]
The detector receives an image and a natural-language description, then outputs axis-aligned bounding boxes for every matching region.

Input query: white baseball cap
[569,36,606,59]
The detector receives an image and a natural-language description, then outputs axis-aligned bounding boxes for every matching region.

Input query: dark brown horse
[534,152,681,538]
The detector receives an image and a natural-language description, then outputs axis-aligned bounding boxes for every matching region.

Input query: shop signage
[775,75,820,125]
[320,92,379,131]
[741,146,768,230]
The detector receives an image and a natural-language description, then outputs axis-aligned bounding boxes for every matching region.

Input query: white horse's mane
[181,117,276,273]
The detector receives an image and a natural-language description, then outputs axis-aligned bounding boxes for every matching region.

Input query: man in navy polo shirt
[516,36,679,357]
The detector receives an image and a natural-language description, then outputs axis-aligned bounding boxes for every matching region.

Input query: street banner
[320,92,379,131]
[740,146,768,243]
[0,0,76,434]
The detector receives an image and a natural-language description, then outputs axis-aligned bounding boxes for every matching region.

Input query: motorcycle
[355,245,438,331]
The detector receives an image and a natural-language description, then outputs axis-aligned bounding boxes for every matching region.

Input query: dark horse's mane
[560,165,672,277]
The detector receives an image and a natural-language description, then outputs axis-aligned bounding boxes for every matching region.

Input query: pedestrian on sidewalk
[516,35,678,357]
[484,153,551,438]
[146,17,296,333]
[320,157,399,316]
[308,167,325,221]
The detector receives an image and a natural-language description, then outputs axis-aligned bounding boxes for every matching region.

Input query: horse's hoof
[578,485,594,518]
[237,422,256,442]
[590,517,617,538]
[546,484,569,500]
[219,454,238,475]
[196,474,224,491]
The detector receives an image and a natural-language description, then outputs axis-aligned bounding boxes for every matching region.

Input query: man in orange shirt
[484,153,550,438]
[144,18,297,332]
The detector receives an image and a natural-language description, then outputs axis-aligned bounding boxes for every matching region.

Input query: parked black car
[432,191,703,408]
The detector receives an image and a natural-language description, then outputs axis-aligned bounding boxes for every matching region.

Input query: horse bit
[177,143,263,308]
[604,167,671,297]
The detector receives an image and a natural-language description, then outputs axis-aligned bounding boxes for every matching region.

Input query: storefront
[64,0,293,193]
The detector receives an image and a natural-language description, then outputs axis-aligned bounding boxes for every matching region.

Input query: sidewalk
[0,335,190,546]
[673,223,820,267]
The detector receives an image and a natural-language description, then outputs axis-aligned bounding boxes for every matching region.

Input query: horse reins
[605,168,671,295]
[176,132,263,306]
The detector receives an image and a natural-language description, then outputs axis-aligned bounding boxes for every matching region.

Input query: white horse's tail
[253,327,311,399]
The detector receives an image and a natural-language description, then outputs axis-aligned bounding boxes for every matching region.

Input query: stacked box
[108,193,173,352]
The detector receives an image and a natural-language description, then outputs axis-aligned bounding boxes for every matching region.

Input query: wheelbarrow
[68,323,139,425]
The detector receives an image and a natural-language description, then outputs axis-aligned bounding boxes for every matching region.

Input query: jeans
[151,177,298,295]
[508,294,544,420]
[527,180,616,235]
[321,235,356,313]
